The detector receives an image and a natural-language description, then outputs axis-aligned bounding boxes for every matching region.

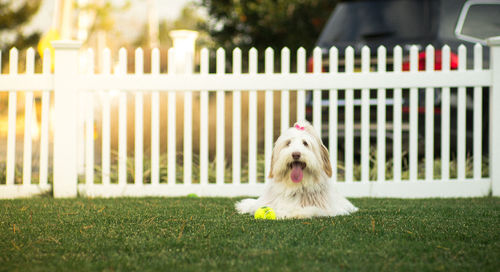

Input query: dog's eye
[286,140,291,146]
[303,140,309,147]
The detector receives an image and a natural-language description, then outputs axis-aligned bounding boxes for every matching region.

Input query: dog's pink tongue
[291,164,303,183]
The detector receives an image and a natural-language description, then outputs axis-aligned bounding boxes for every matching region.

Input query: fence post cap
[51,40,82,49]
[169,29,199,39]
[487,36,500,46]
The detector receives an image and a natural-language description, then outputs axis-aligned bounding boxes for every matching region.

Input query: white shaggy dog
[236,121,358,219]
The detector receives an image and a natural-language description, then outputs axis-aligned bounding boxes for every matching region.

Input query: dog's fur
[236,121,358,219]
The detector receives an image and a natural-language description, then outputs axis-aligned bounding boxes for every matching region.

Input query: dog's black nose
[292,152,301,160]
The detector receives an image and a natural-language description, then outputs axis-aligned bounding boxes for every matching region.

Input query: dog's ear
[320,144,333,177]
[268,146,276,179]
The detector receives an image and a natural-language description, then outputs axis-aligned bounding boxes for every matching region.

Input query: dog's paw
[281,206,327,219]
[349,206,359,213]
[235,198,258,215]
[330,204,358,216]
[285,213,308,219]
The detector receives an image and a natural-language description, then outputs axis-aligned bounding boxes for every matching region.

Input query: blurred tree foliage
[0,0,41,55]
[199,0,338,52]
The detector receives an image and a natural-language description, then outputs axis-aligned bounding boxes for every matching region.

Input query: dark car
[306,0,500,158]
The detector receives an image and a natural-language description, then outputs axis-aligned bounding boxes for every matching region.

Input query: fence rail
[1,37,500,199]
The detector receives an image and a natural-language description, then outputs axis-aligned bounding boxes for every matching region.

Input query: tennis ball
[187,193,199,198]
[254,206,276,220]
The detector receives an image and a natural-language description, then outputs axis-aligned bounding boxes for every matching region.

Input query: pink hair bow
[295,124,305,130]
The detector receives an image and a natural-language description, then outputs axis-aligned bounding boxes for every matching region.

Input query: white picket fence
[1,38,500,199]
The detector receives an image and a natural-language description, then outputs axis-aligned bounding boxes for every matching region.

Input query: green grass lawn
[1,197,499,271]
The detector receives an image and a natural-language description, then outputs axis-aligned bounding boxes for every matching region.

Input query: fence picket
[441,46,451,181]
[281,47,290,134]
[168,48,176,185]
[200,48,209,185]
[216,48,225,185]
[473,44,483,181]
[329,47,338,182]
[265,48,274,183]
[23,48,35,186]
[135,48,144,185]
[409,46,419,182]
[249,48,258,184]
[377,46,387,182]
[313,47,322,135]
[345,46,354,182]
[40,48,51,186]
[7,48,18,186]
[232,48,242,184]
[457,45,467,181]
[360,46,370,182]
[101,48,111,185]
[118,48,127,185]
[393,46,402,182]
[425,45,435,181]
[77,54,85,176]
[85,49,95,186]
[297,48,306,121]
[184,51,193,185]
[151,48,160,185]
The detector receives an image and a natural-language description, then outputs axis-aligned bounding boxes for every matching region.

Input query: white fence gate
[1,38,500,198]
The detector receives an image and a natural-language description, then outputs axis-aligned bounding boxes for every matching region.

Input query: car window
[456,3,500,43]
[438,0,468,40]
[317,0,439,47]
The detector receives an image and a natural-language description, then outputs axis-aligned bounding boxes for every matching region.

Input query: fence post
[488,36,500,196]
[52,40,82,198]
